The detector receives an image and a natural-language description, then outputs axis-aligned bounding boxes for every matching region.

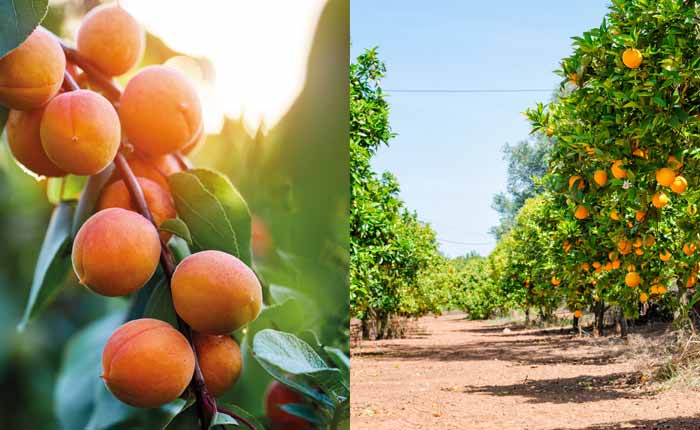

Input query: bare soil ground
[350,312,700,430]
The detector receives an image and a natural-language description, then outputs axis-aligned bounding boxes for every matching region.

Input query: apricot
[77,4,145,76]
[265,381,310,430]
[171,250,262,334]
[72,208,161,297]
[125,154,183,192]
[102,318,194,408]
[0,27,66,110]
[97,177,176,241]
[193,333,242,397]
[119,66,203,156]
[40,89,121,175]
[6,108,66,177]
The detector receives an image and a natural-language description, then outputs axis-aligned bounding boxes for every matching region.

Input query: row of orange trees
[496,0,700,332]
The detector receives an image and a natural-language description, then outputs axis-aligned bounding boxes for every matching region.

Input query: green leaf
[55,309,125,430]
[168,236,192,263]
[47,175,87,205]
[143,278,178,327]
[72,165,115,237]
[323,346,349,377]
[169,169,252,266]
[160,218,192,245]
[208,412,237,428]
[280,404,320,424]
[215,404,266,430]
[0,0,48,58]
[18,201,74,330]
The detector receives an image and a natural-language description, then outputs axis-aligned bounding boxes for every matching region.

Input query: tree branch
[216,406,256,430]
[59,38,217,430]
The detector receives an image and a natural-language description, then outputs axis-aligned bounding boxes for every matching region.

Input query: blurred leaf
[47,175,87,205]
[18,201,74,330]
[169,169,252,266]
[280,403,320,424]
[0,0,48,58]
[160,218,192,245]
[126,269,165,321]
[55,309,125,430]
[215,403,266,430]
[86,384,192,430]
[72,164,115,237]
[143,278,178,327]
[323,346,349,377]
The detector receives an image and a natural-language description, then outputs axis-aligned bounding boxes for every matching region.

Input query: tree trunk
[619,314,629,339]
[525,308,530,325]
[593,301,605,337]
[572,316,579,333]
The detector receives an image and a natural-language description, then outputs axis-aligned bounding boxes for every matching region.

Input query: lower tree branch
[216,406,256,430]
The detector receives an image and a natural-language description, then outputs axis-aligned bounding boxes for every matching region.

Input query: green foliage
[449,255,504,320]
[0,0,48,57]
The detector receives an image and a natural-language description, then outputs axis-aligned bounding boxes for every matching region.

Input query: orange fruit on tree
[594,169,608,186]
[604,262,613,271]
[633,237,643,248]
[639,293,648,303]
[611,209,621,221]
[657,285,667,294]
[592,261,601,269]
[574,205,589,219]
[622,48,643,69]
[545,127,554,137]
[573,310,582,319]
[625,271,641,287]
[581,262,590,271]
[618,239,632,255]
[551,277,561,286]
[635,248,644,256]
[659,250,671,261]
[611,160,627,179]
[645,235,655,247]
[612,259,621,269]
[632,148,648,159]
[656,168,676,187]
[563,241,571,253]
[668,155,682,171]
[671,176,687,193]
[687,273,697,288]
[652,192,669,208]
[635,210,646,222]
[569,175,585,190]
[650,285,658,294]
[683,243,696,256]
[568,73,578,84]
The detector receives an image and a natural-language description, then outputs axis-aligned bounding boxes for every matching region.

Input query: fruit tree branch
[216,406,256,430]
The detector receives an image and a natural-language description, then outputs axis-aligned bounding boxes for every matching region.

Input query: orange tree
[525,0,700,328]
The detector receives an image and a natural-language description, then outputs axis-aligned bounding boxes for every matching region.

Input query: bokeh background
[0,0,349,427]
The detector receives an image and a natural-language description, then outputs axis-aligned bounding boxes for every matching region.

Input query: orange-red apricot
[0,28,66,110]
[171,250,262,335]
[119,66,203,156]
[97,177,176,241]
[40,89,121,175]
[6,107,66,177]
[265,381,310,430]
[102,318,195,408]
[72,208,161,296]
[77,4,145,76]
[193,333,242,397]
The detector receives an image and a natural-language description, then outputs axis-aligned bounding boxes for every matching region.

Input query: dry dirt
[350,312,700,430]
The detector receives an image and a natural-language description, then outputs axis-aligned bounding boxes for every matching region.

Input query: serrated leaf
[18,201,74,330]
[160,218,192,245]
[0,0,48,58]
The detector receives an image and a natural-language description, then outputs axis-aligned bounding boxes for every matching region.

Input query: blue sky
[350,1,610,257]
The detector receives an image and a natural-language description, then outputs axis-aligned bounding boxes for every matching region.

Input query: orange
[569,175,585,190]
[625,272,641,288]
[593,170,608,186]
[612,259,621,269]
[639,293,648,303]
[656,168,676,187]
[668,155,682,171]
[645,235,655,247]
[622,48,643,69]
[652,192,668,208]
[687,274,697,288]
[611,160,627,179]
[545,127,554,137]
[581,262,590,272]
[563,241,571,253]
[633,237,643,248]
[573,310,582,319]
[618,239,632,255]
[635,248,644,256]
[635,210,646,222]
[683,243,696,256]
[659,250,671,262]
[574,205,589,220]
[551,277,561,286]
[671,176,687,193]
[611,209,621,221]
[657,285,667,294]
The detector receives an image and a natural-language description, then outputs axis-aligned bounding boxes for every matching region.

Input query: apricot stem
[57,35,217,430]
[216,406,255,430]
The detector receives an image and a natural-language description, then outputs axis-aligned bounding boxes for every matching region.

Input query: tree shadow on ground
[458,371,646,404]
[354,334,626,366]
[549,415,700,430]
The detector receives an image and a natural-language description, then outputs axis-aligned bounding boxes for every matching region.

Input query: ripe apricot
[77,4,145,76]
[671,176,687,193]
[622,48,643,69]
[652,192,668,208]
[119,66,203,156]
[252,215,274,258]
[593,170,608,186]
[97,177,175,241]
[40,89,121,175]
[102,318,194,408]
[73,208,161,296]
[107,154,183,193]
[0,28,65,110]
[265,381,310,430]
[171,250,262,334]
[656,168,676,187]
[193,333,242,397]
[574,205,589,220]
[6,108,66,177]
[611,160,627,179]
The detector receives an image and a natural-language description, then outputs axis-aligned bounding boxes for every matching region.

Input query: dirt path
[350,313,700,430]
